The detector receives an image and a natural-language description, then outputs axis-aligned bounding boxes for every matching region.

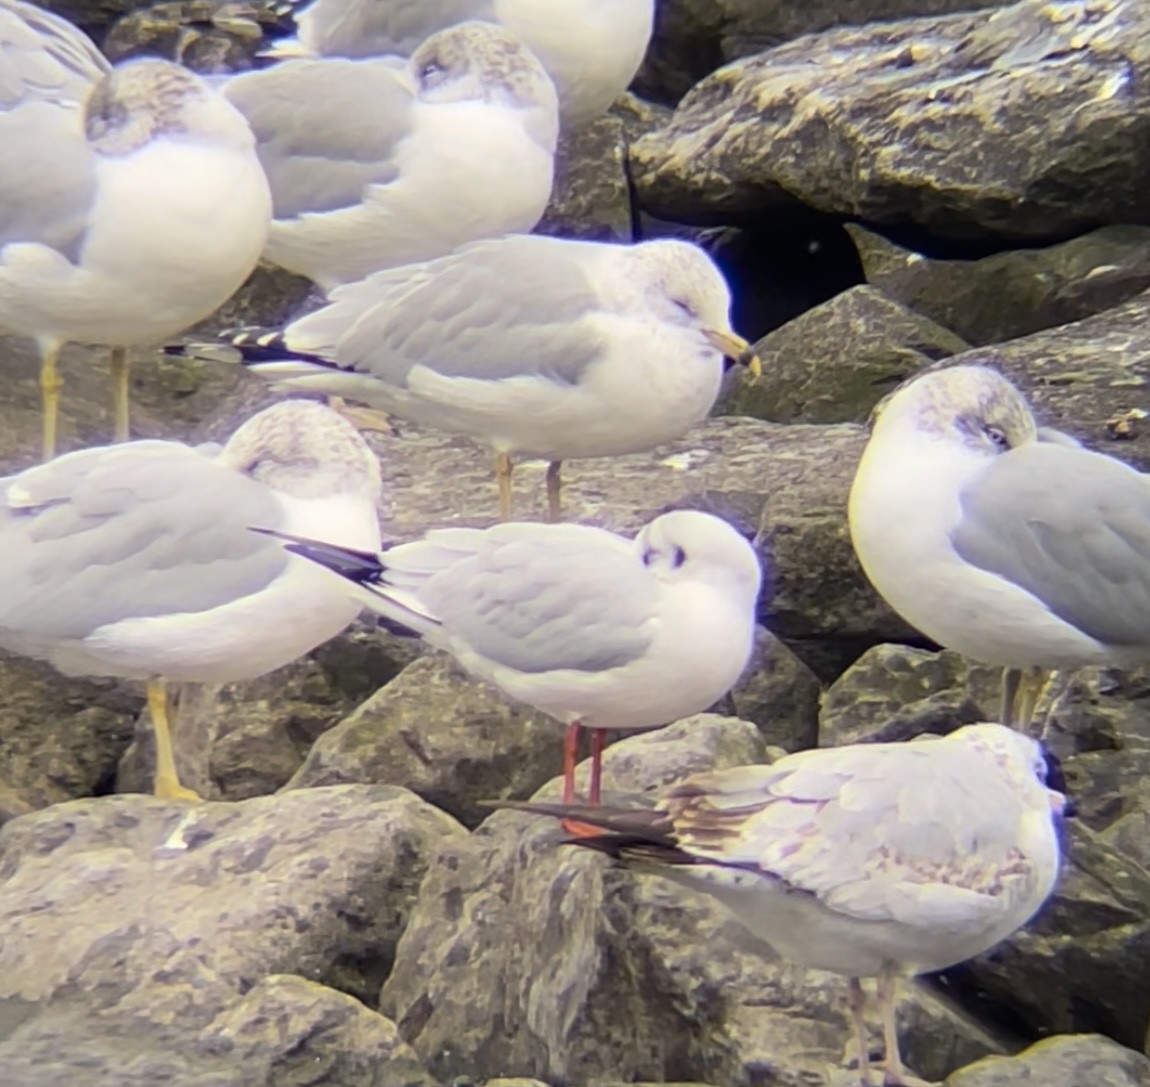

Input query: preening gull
[264,510,762,807]
[509,722,1069,1086]
[849,364,1150,732]
[0,5,271,459]
[0,400,381,800]
[267,0,655,125]
[184,233,760,520]
[224,20,558,290]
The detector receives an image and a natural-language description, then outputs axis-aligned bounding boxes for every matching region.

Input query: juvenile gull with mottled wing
[0,400,381,800]
[265,509,762,806]
[508,723,1068,1086]
[850,364,1150,731]
[186,233,760,520]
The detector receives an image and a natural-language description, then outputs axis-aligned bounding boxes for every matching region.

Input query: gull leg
[1037,669,1076,742]
[39,340,63,462]
[1000,668,1022,727]
[561,720,581,804]
[147,679,202,802]
[495,452,513,521]
[846,977,874,1087]
[587,728,606,805]
[110,346,131,443]
[546,460,563,523]
[876,967,934,1087]
[1013,667,1049,735]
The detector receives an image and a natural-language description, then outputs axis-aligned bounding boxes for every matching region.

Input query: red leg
[588,729,605,805]
[562,720,581,804]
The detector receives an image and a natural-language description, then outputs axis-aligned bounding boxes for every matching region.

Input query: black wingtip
[250,526,384,584]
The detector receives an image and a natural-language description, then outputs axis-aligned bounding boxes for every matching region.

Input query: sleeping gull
[263,510,762,808]
[223,20,559,290]
[849,364,1150,733]
[508,722,1069,1086]
[0,7,272,461]
[182,233,760,520]
[0,400,381,801]
[267,0,655,125]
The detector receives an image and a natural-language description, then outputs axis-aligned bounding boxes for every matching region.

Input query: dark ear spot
[641,548,656,567]
[670,546,686,569]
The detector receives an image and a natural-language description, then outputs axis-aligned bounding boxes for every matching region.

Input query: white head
[410,21,560,152]
[950,722,1071,819]
[84,57,256,156]
[622,240,760,375]
[217,399,382,502]
[871,365,1039,458]
[635,510,763,608]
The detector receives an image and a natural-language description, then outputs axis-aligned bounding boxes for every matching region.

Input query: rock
[847,224,1150,347]
[632,0,1150,241]
[0,972,439,1087]
[946,1034,1150,1086]
[0,653,139,823]
[633,0,1012,104]
[381,718,1007,1085]
[0,785,466,1007]
[719,285,969,424]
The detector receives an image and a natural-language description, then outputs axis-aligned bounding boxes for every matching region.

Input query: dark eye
[420,59,446,83]
[641,548,655,567]
[672,299,694,318]
[670,545,686,569]
[984,424,1010,451]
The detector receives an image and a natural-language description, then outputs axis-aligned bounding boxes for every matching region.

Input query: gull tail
[164,328,342,381]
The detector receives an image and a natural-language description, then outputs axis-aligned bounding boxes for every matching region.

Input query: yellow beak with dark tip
[703,328,762,378]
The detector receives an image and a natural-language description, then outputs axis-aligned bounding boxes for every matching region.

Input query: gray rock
[633,0,1012,104]
[719,285,969,424]
[946,1033,1150,1086]
[632,0,1150,240]
[847,223,1150,347]
[0,785,465,1007]
[381,718,1007,1085]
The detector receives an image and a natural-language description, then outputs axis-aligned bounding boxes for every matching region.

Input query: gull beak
[704,328,761,379]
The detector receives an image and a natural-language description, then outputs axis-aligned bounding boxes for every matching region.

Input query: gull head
[949,722,1072,819]
[635,510,763,606]
[217,400,382,501]
[411,21,560,150]
[85,58,256,156]
[872,365,1038,457]
[625,240,761,376]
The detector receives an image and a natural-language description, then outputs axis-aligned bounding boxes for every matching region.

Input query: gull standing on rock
[179,234,760,520]
[0,2,272,460]
[264,510,762,809]
[0,401,382,801]
[509,723,1069,1087]
[267,0,655,125]
[849,364,1150,733]
[223,21,559,290]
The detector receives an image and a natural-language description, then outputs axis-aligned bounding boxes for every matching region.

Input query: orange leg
[588,728,605,805]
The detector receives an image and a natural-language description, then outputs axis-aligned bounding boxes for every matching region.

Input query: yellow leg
[1013,667,1054,737]
[1000,668,1021,727]
[39,341,63,462]
[546,460,563,523]
[147,679,201,802]
[495,452,513,521]
[110,346,131,443]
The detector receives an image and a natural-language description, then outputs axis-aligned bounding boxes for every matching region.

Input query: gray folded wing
[0,441,290,643]
[286,235,606,388]
[952,441,1150,647]
[223,58,416,219]
[0,0,108,108]
[292,0,492,58]
[389,522,657,674]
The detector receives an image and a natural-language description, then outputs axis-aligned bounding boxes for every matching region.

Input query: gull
[508,722,1069,1086]
[0,2,272,461]
[222,20,559,291]
[0,400,382,801]
[266,0,655,126]
[849,364,1150,733]
[181,233,761,521]
[263,510,763,807]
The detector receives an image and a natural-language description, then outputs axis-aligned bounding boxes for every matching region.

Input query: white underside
[0,137,271,347]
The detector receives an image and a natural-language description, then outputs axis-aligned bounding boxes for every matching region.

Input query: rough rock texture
[632,0,1150,240]
[720,285,968,423]
[634,0,1012,103]
[847,223,1150,347]
[946,1034,1150,1086]
[381,718,1007,1086]
[0,785,464,1006]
